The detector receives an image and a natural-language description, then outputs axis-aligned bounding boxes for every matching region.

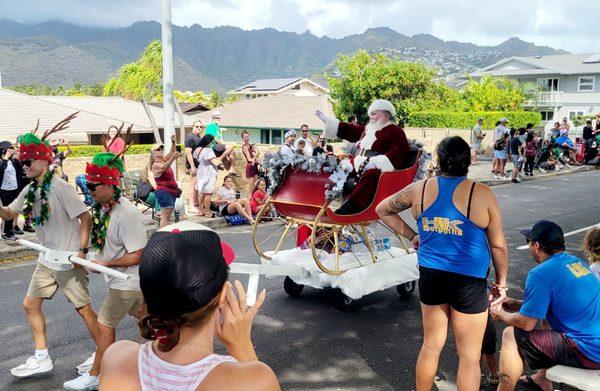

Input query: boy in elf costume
[63,151,147,391]
[0,115,102,379]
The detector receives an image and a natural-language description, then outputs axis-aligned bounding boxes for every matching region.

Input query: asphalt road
[1,170,598,391]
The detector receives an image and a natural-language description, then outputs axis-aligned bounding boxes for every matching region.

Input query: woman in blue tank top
[377,136,509,391]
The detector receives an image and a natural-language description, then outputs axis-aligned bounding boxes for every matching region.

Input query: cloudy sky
[2,0,599,53]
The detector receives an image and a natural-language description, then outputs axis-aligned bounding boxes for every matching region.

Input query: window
[291,84,301,90]
[568,110,584,120]
[271,130,282,145]
[537,78,559,91]
[260,129,270,144]
[539,110,554,121]
[578,76,595,92]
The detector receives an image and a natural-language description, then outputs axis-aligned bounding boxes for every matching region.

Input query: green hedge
[407,111,542,129]
[60,144,185,158]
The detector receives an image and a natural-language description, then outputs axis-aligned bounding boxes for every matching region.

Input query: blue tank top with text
[417,176,491,278]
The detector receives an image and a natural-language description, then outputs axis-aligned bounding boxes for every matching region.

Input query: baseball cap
[499,117,509,123]
[212,110,221,118]
[284,129,297,139]
[520,220,565,249]
[140,221,235,318]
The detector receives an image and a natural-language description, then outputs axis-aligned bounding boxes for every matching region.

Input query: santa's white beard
[361,119,392,150]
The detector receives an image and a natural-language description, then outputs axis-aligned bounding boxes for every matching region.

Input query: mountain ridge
[0,19,569,93]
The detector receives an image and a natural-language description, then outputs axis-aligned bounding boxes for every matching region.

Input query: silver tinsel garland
[262,141,432,201]
[262,152,348,200]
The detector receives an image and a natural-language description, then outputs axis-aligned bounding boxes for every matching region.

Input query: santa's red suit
[323,113,409,212]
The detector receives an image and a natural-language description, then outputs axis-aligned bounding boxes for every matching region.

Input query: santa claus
[316,99,410,214]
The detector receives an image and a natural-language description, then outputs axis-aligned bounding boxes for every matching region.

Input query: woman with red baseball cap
[99,221,280,390]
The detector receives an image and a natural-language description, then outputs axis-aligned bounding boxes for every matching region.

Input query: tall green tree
[103,40,163,100]
[328,51,534,122]
[327,50,461,122]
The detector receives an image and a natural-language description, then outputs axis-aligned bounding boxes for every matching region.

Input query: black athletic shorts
[418,266,488,314]
[514,329,600,370]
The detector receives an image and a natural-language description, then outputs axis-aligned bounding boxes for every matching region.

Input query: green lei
[91,187,122,251]
[23,171,54,226]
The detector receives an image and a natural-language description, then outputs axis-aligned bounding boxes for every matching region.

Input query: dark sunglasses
[86,182,102,191]
[21,159,33,167]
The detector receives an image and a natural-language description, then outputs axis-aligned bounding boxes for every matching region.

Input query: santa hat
[19,133,54,163]
[367,99,396,118]
[85,152,124,186]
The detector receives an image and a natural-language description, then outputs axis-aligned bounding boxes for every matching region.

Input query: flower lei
[23,171,54,226]
[90,187,122,251]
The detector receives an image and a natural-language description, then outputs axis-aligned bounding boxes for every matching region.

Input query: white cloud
[1,0,599,53]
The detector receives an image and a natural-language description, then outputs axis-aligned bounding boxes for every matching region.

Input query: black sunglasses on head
[21,159,33,167]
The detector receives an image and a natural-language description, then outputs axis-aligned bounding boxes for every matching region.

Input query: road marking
[517,223,600,250]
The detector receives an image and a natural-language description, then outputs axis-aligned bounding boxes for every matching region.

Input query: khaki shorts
[27,263,90,308]
[98,289,145,328]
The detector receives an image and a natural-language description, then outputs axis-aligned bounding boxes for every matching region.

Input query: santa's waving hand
[315,99,410,215]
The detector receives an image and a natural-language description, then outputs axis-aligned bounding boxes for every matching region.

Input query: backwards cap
[85,152,124,186]
[140,221,235,318]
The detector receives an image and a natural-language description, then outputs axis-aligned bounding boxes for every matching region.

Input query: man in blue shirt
[491,220,600,391]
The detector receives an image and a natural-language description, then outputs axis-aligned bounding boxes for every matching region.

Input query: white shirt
[10,175,88,265]
[98,197,147,291]
[1,160,18,191]
[280,143,295,158]
[494,125,509,142]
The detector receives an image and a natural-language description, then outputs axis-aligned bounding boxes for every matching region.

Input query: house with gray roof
[232,77,329,101]
[0,88,197,144]
[470,53,600,128]
[192,95,334,145]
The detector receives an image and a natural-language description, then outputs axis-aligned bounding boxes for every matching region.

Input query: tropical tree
[103,40,162,100]
[327,50,459,122]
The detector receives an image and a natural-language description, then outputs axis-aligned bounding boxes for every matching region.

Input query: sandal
[518,375,545,391]
[204,212,213,218]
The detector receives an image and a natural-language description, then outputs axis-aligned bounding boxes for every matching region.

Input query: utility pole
[161,0,176,176]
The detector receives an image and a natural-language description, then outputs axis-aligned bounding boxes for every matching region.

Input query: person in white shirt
[63,151,147,391]
[0,130,99,380]
[294,124,315,156]
[280,130,296,158]
[493,118,510,179]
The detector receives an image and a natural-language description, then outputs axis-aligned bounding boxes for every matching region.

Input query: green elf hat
[85,152,124,186]
[19,133,53,163]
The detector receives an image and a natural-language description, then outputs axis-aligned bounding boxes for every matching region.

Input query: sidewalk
[0,161,595,263]
[467,156,595,185]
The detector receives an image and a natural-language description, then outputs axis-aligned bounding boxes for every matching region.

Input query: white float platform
[261,247,419,300]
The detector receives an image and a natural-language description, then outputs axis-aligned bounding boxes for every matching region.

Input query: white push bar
[229,262,308,306]
[19,239,131,281]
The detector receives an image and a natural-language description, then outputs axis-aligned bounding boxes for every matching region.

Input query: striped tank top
[138,342,237,390]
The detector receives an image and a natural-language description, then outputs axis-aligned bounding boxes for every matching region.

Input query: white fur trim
[368,99,396,117]
[360,121,393,150]
[369,154,395,172]
[353,155,368,171]
[323,117,340,139]
[340,158,354,173]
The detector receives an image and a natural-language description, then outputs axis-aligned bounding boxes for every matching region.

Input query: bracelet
[492,281,508,291]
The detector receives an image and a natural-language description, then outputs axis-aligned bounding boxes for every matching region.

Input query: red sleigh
[252,150,420,275]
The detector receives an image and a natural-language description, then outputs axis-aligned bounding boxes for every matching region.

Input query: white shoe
[493,175,500,179]
[63,371,99,391]
[538,167,547,174]
[10,356,53,378]
[501,176,511,181]
[76,352,95,373]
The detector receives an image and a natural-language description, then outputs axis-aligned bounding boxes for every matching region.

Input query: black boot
[334,200,361,215]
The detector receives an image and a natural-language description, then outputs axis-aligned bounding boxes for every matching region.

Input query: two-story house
[470,53,600,130]
[232,77,329,101]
